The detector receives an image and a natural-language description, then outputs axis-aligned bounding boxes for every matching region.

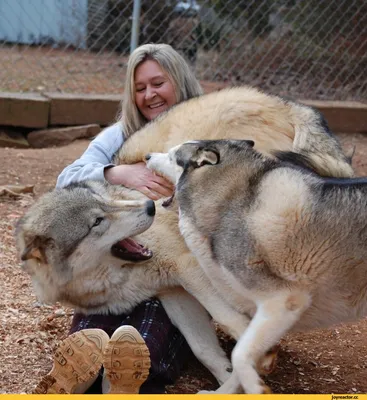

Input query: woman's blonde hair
[120,43,203,138]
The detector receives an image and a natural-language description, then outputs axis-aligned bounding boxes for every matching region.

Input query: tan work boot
[33,328,109,394]
[102,325,151,394]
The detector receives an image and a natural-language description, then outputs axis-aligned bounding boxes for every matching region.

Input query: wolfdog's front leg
[198,372,243,394]
[180,278,252,341]
[159,288,232,385]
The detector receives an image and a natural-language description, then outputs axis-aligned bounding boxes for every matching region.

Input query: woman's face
[134,59,177,121]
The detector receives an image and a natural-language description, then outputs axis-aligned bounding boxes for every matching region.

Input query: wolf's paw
[257,344,279,375]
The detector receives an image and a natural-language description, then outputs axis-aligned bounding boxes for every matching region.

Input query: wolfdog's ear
[345,145,355,165]
[21,235,49,264]
[244,140,255,147]
[194,149,220,168]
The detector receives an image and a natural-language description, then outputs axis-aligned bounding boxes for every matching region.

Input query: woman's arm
[56,123,123,188]
[105,162,173,200]
[56,122,173,200]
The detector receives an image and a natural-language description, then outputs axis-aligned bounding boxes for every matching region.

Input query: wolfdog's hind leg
[159,289,232,385]
[232,290,311,394]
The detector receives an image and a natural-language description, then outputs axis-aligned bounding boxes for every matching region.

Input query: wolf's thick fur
[149,139,367,394]
[16,86,353,391]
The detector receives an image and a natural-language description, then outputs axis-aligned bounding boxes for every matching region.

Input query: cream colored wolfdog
[17,86,353,392]
[117,86,352,178]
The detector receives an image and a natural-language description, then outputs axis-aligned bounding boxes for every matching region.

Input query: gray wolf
[147,139,367,394]
[16,86,353,390]
[16,180,234,385]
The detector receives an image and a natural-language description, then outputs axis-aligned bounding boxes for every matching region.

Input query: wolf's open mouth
[111,238,153,261]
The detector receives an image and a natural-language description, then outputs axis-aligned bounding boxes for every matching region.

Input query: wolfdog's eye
[92,217,104,227]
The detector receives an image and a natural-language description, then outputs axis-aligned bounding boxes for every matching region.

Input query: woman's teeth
[149,102,165,109]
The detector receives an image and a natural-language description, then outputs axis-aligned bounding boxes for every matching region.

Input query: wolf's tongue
[111,238,153,262]
[120,238,144,252]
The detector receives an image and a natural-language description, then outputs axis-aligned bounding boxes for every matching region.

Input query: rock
[0,184,34,197]
[0,128,30,148]
[54,309,66,316]
[27,124,101,148]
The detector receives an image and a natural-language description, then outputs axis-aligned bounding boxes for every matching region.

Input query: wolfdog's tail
[290,103,354,178]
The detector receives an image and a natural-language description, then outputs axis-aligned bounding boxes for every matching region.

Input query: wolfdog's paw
[215,363,232,385]
[261,383,273,394]
[257,344,280,375]
[248,379,272,394]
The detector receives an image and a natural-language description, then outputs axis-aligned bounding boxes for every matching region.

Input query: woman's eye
[136,87,145,92]
[154,82,163,87]
[92,217,104,227]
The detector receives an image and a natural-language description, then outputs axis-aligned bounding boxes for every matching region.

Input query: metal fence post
[130,0,141,53]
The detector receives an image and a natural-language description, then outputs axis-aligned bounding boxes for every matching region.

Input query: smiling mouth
[111,238,153,261]
[149,102,165,109]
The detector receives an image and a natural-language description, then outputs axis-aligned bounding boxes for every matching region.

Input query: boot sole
[103,326,151,394]
[33,328,109,394]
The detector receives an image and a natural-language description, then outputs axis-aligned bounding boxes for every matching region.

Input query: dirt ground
[1,133,367,394]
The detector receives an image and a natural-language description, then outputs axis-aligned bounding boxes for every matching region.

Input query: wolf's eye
[92,217,104,227]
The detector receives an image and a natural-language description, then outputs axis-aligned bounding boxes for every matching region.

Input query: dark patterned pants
[69,298,191,394]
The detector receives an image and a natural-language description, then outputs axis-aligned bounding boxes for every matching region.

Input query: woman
[33,43,203,395]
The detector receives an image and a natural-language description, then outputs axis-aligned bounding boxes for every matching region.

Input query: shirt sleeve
[56,122,124,188]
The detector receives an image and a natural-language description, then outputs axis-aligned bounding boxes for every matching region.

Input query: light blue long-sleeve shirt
[56,122,124,188]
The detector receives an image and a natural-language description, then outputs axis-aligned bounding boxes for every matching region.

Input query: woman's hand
[104,162,174,200]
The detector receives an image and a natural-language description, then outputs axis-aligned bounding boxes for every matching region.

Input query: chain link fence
[0,0,366,101]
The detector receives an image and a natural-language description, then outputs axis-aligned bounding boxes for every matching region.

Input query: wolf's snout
[146,200,156,216]
[145,154,151,161]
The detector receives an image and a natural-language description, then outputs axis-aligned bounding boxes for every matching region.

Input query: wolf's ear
[193,149,220,168]
[245,140,255,147]
[21,235,48,264]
